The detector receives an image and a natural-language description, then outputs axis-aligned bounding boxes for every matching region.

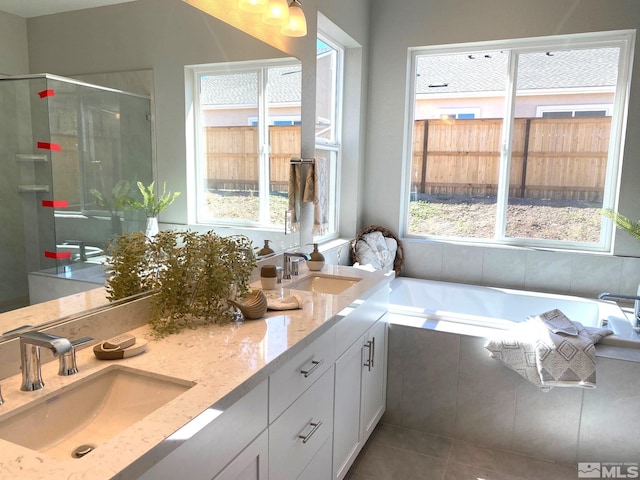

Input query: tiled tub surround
[383,320,640,467]
[0,265,391,479]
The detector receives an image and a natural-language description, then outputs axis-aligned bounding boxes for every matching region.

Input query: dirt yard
[408,197,601,242]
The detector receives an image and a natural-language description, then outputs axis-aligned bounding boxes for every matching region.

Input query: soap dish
[93,339,148,360]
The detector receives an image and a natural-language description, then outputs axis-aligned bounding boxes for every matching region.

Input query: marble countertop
[0,265,392,480]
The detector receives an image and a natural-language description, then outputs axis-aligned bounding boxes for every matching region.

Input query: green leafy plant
[601,209,640,242]
[105,229,256,337]
[104,231,155,301]
[128,181,180,217]
[90,180,133,234]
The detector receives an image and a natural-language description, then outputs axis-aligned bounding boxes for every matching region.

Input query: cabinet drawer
[269,366,334,480]
[269,326,335,421]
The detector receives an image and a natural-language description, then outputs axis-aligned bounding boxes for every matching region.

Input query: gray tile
[382,324,405,426]
[579,357,640,462]
[350,441,447,480]
[570,253,623,298]
[450,440,578,480]
[402,241,443,280]
[444,461,523,480]
[482,248,527,290]
[524,250,573,295]
[441,244,484,284]
[400,327,460,437]
[372,423,453,459]
[511,380,583,464]
[454,336,518,449]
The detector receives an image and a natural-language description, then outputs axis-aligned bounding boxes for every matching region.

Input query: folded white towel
[485,309,612,391]
[267,295,303,311]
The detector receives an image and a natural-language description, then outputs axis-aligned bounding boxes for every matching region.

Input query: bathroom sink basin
[287,274,361,294]
[0,366,194,460]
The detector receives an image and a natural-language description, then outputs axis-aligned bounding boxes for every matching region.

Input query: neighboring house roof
[200,65,301,107]
[416,47,619,95]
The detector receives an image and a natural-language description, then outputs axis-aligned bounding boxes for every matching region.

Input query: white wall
[366,0,640,297]
[0,10,28,75]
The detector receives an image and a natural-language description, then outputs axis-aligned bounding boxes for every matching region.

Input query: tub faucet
[64,240,87,262]
[283,251,311,280]
[598,292,640,332]
[19,332,72,391]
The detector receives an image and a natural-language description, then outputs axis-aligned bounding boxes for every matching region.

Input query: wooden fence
[205,118,611,202]
[411,117,611,202]
[205,125,300,193]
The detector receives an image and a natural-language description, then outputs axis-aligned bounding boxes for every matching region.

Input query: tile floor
[346,424,579,480]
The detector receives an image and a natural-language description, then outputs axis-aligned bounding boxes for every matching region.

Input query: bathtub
[388,277,639,348]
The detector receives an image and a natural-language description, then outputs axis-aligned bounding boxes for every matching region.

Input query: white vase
[145,217,159,237]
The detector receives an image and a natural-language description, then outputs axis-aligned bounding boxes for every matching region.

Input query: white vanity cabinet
[332,286,389,480]
[132,276,390,480]
[137,380,268,480]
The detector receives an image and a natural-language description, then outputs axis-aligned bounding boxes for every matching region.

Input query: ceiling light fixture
[238,0,268,13]
[281,0,307,37]
[262,0,290,25]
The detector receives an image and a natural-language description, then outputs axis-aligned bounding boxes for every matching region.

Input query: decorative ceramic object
[229,289,268,320]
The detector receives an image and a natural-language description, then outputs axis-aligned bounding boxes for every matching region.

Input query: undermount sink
[287,273,362,294]
[0,365,194,460]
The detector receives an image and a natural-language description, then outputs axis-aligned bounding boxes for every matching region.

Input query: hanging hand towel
[288,162,303,232]
[305,158,329,235]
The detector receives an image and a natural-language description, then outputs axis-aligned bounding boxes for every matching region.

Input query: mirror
[0,0,302,338]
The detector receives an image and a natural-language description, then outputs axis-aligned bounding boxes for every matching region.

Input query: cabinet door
[214,429,268,480]
[332,333,365,480]
[360,318,387,441]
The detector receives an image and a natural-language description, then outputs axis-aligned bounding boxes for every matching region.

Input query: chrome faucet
[19,332,72,391]
[282,252,311,280]
[598,292,640,332]
[58,336,94,376]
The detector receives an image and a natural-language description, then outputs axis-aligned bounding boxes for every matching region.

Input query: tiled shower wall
[383,323,640,465]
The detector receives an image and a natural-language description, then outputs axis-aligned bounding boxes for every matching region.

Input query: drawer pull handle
[364,339,374,371]
[298,420,323,444]
[300,359,324,378]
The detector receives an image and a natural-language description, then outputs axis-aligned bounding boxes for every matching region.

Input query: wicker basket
[351,225,404,277]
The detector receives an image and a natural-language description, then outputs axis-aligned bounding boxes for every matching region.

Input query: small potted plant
[90,180,132,235]
[128,181,180,237]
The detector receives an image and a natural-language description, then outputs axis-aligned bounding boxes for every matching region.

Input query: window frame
[313,31,345,242]
[189,58,301,229]
[402,30,635,252]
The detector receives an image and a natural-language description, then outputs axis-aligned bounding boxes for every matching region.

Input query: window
[537,104,611,118]
[191,59,301,228]
[313,34,343,240]
[405,31,634,251]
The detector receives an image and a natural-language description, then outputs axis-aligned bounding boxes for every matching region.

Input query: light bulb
[238,0,268,14]
[281,1,307,37]
[262,0,289,25]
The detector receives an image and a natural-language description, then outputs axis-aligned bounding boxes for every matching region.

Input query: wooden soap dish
[93,338,148,360]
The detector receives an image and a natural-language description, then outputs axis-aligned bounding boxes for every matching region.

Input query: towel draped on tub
[484,309,612,391]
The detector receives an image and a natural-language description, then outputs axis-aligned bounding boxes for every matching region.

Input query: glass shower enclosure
[0,74,153,312]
